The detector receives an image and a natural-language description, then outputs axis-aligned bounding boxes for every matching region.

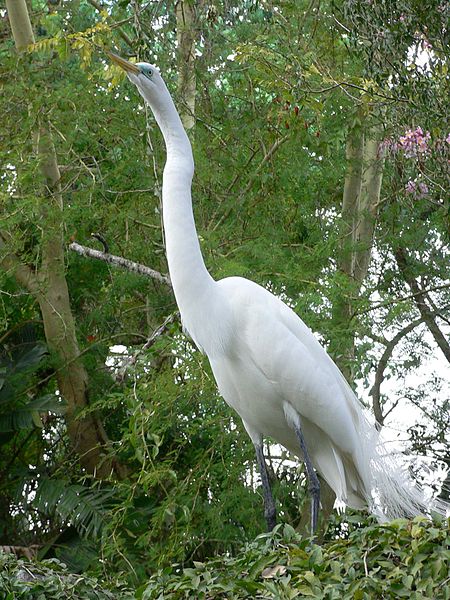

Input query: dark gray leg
[254,443,276,531]
[293,421,320,533]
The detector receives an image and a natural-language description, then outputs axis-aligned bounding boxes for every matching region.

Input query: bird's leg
[254,442,277,531]
[293,420,320,534]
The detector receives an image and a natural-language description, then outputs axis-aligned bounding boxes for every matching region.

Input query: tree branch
[395,248,450,364]
[69,242,171,287]
[355,283,450,316]
[115,312,176,382]
[87,0,134,48]
[370,317,424,428]
[213,134,289,231]
[0,231,39,294]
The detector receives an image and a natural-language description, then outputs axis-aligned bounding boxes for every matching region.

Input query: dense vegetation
[1,518,449,598]
[1,0,448,594]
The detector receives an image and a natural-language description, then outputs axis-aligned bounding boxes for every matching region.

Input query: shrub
[137,517,450,599]
[0,552,133,600]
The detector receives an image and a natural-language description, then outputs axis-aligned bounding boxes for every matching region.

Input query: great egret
[109,53,448,532]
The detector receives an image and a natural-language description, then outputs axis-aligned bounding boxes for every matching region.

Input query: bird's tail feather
[369,449,449,521]
[334,372,449,521]
[357,418,449,521]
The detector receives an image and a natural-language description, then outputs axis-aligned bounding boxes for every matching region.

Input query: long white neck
[147,82,224,352]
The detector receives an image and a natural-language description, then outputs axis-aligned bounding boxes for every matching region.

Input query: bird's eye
[140,66,153,79]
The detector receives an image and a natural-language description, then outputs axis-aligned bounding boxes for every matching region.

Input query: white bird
[109,53,448,532]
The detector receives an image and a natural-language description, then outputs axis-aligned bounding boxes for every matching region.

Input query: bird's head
[108,52,166,106]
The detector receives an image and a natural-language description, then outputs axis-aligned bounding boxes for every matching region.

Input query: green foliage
[0,551,133,600]
[0,340,66,432]
[33,478,116,538]
[137,518,450,599]
[1,0,449,588]
[96,348,273,578]
[1,518,448,598]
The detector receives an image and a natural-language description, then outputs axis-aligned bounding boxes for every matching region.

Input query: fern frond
[0,395,66,432]
[0,342,48,406]
[33,478,116,538]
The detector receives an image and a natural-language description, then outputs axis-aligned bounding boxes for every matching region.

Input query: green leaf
[248,555,276,579]
[33,478,116,538]
[295,584,316,596]
[14,343,48,373]
[0,394,65,432]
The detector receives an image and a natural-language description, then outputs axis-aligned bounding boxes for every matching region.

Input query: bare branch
[370,317,424,428]
[395,248,450,364]
[69,242,171,287]
[116,312,176,382]
[355,283,450,316]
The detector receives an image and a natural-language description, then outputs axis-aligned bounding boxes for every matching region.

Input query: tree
[2,0,125,479]
[0,0,447,581]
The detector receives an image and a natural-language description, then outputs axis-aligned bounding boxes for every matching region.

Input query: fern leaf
[33,478,116,538]
[0,395,66,432]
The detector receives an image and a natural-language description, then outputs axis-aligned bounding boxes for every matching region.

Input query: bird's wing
[217,276,372,456]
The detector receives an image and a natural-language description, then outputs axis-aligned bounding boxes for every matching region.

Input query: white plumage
[109,53,448,530]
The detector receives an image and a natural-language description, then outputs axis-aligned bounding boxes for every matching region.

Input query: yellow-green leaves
[28,18,112,70]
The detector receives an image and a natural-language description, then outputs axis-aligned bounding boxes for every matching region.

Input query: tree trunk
[5,0,34,49]
[353,137,384,283]
[176,0,197,131]
[324,121,384,520]
[330,122,384,382]
[329,123,364,381]
[339,124,365,278]
[4,0,125,479]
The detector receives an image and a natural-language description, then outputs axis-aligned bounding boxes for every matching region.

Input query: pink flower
[380,138,399,154]
[399,127,431,157]
[405,179,429,198]
[417,182,429,197]
[405,180,416,194]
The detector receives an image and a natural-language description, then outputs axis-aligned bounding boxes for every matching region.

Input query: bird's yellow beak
[108,51,141,74]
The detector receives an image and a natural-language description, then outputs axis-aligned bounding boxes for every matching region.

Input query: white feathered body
[124,63,448,522]
[183,274,448,522]
[190,276,373,511]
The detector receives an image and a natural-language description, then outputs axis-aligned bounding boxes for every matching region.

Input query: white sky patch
[357,333,449,435]
[407,43,434,71]
[151,15,167,31]
[1,164,17,194]
[106,344,131,375]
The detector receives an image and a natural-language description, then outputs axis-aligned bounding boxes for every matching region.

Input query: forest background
[0,0,449,596]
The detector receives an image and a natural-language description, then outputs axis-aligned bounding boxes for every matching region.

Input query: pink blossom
[405,180,416,194]
[417,182,429,197]
[380,138,399,154]
[405,179,429,198]
[399,127,431,157]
